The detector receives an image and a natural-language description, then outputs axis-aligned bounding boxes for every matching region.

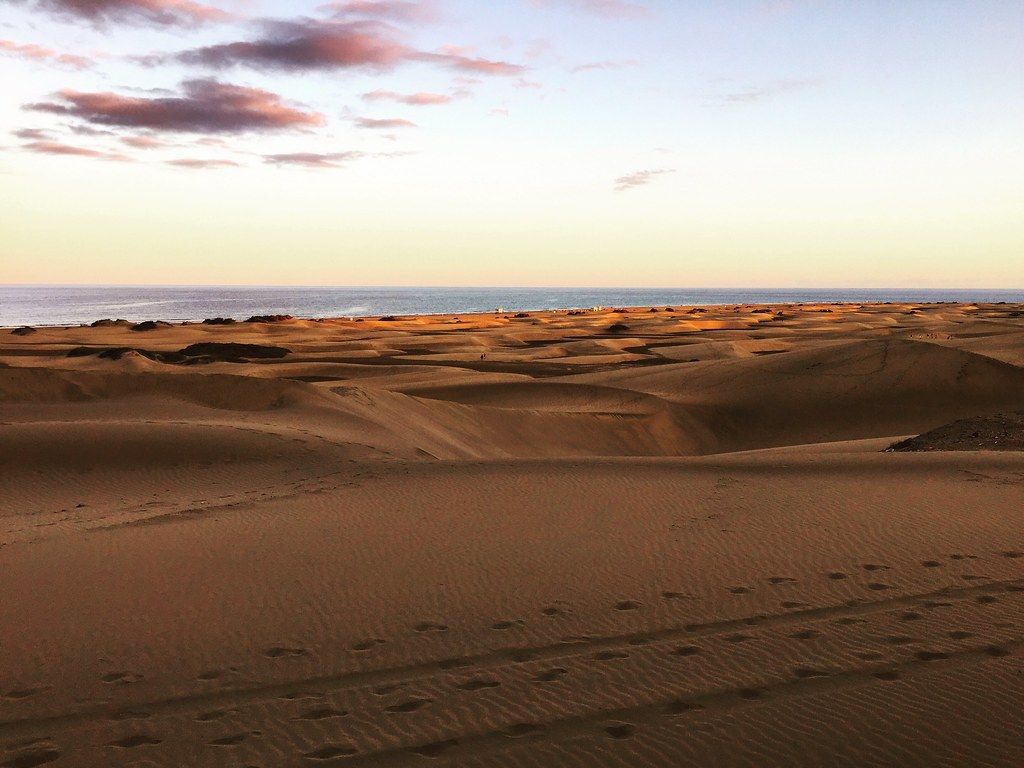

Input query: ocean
[2,285,1023,328]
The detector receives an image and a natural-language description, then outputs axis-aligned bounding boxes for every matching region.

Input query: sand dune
[2,302,1023,767]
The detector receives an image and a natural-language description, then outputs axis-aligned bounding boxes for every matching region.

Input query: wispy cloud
[25,79,324,134]
[167,157,239,169]
[322,0,441,24]
[21,139,130,162]
[614,168,673,192]
[17,0,232,27]
[354,116,416,129]
[530,0,649,19]
[264,151,365,168]
[362,89,452,106]
[711,78,817,105]
[571,58,637,73]
[0,39,92,69]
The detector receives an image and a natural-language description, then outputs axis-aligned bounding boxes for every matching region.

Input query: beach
[2,301,1023,767]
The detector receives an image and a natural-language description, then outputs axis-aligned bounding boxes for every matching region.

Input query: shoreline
[6,299,1023,331]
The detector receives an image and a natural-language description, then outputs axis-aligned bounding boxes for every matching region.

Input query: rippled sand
[2,302,1023,767]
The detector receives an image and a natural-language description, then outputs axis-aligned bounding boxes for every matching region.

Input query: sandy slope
[1,303,1022,768]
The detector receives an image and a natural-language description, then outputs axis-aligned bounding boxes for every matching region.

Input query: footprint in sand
[873,670,901,681]
[208,732,253,747]
[915,650,949,662]
[4,687,48,700]
[100,671,143,685]
[725,633,753,643]
[503,723,545,739]
[414,622,448,633]
[666,699,701,715]
[921,560,943,568]
[862,564,889,572]
[106,735,162,748]
[1,748,61,768]
[614,600,641,611]
[532,667,567,683]
[790,629,822,640]
[350,638,385,651]
[900,611,922,621]
[729,586,753,594]
[408,739,458,758]
[298,707,348,720]
[866,583,891,591]
[948,630,974,640]
[264,646,309,659]
[671,645,701,657]
[739,688,765,700]
[456,678,500,691]
[542,606,566,617]
[491,620,525,631]
[767,576,797,585]
[304,745,358,760]
[781,601,810,609]
[385,698,432,714]
[828,572,847,580]
[593,650,630,661]
[604,723,636,740]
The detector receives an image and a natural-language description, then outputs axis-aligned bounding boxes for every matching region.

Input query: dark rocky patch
[888,412,1024,452]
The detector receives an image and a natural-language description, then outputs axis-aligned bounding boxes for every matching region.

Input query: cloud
[121,135,168,149]
[264,151,364,168]
[354,116,416,129]
[362,89,452,105]
[25,79,324,134]
[21,139,130,162]
[168,19,410,72]
[712,78,816,105]
[18,0,231,26]
[410,50,524,75]
[11,127,51,140]
[167,157,239,168]
[0,39,92,69]
[614,168,673,191]
[322,0,440,23]
[156,18,524,76]
[530,0,649,19]
[571,58,637,73]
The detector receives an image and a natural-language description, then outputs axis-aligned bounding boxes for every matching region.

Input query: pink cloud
[26,79,324,134]
[0,39,92,69]
[168,19,412,71]
[158,19,524,76]
[362,89,452,106]
[167,157,239,168]
[20,0,231,26]
[21,139,130,162]
[614,168,673,191]
[354,116,416,129]
[264,151,364,168]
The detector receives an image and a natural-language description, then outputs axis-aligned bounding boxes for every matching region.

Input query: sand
[1,302,1022,767]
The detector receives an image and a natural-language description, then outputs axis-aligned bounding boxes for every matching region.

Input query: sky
[0,0,1021,288]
